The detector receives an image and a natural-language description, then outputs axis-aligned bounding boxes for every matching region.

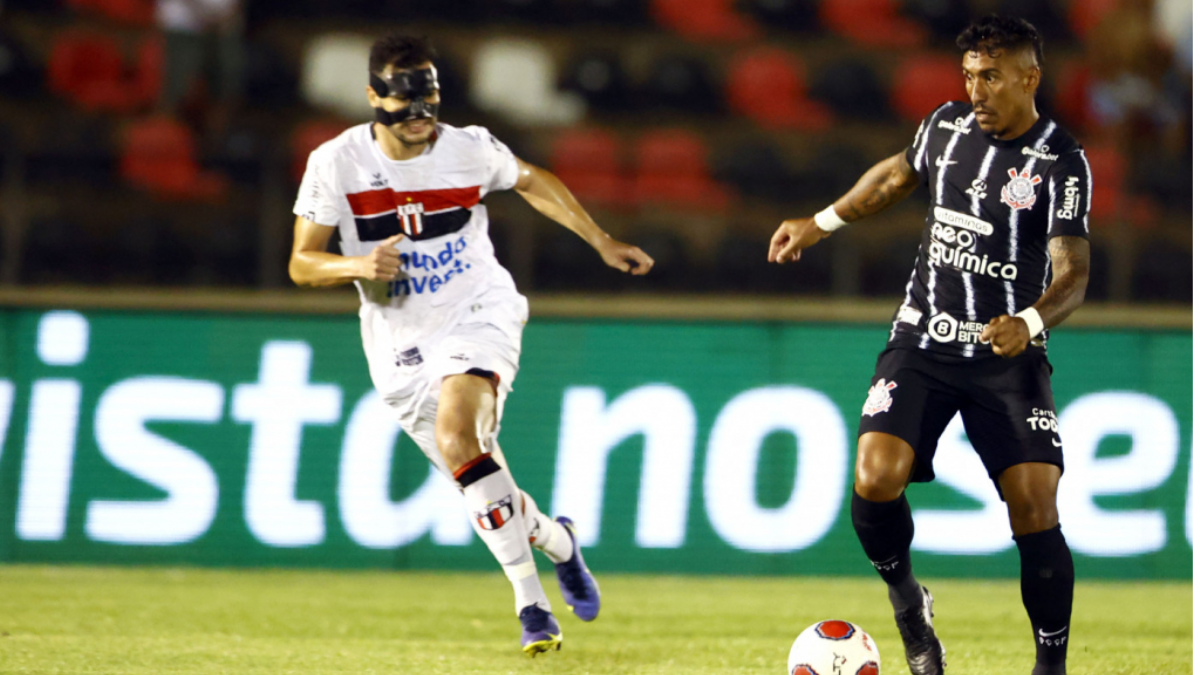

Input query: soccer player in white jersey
[769,16,1090,675]
[288,34,654,656]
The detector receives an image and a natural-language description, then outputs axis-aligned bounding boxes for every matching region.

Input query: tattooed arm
[980,236,1090,357]
[769,150,920,263]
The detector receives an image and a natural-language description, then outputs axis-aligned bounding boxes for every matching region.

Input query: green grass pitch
[0,566,1189,674]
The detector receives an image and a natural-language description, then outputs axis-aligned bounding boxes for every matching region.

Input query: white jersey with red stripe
[293,122,525,395]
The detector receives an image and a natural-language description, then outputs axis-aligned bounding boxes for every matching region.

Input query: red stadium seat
[67,0,154,25]
[130,35,164,108]
[291,119,348,183]
[633,129,731,212]
[726,47,832,131]
[891,54,965,123]
[1081,143,1125,224]
[1067,0,1121,39]
[47,31,137,112]
[121,116,228,202]
[1052,59,1096,134]
[549,128,632,209]
[819,0,926,48]
[651,0,760,42]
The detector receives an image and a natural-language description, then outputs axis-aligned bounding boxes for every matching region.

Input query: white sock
[458,455,551,614]
[520,490,574,564]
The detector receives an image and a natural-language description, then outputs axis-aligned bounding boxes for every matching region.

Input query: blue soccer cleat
[553,516,601,621]
[519,604,563,656]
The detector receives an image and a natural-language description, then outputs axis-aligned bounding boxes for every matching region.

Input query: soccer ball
[787,620,880,675]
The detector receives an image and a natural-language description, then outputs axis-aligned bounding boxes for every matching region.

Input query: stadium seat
[120,116,229,202]
[94,0,155,25]
[714,229,833,293]
[549,128,632,209]
[899,0,970,41]
[643,53,722,114]
[710,138,795,203]
[651,0,761,42]
[302,33,375,119]
[130,35,164,109]
[1132,239,1191,303]
[1067,0,1121,39]
[65,0,153,25]
[560,51,631,113]
[819,0,927,48]
[47,31,138,112]
[1052,59,1096,134]
[0,29,41,99]
[890,54,965,123]
[566,0,651,26]
[726,47,832,131]
[1081,143,1126,224]
[474,0,558,24]
[292,119,350,183]
[811,57,891,120]
[470,38,585,126]
[796,141,871,202]
[740,0,817,32]
[632,129,731,212]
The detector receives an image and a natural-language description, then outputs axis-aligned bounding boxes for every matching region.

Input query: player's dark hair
[369,34,438,74]
[955,15,1044,68]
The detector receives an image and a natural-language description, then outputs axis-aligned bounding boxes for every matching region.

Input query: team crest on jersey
[1001,167,1042,210]
[862,379,898,417]
[474,495,515,531]
[397,201,425,236]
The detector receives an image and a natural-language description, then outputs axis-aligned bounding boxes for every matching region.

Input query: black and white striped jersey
[888,101,1092,359]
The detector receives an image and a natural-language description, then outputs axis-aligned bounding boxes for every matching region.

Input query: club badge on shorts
[1001,167,1042,210]
[474,495,515,530]
[862,379,898,417]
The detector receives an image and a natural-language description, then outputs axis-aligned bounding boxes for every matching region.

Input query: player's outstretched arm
[980,236,1089,358]
[513,158,654,275]
[769,150,919,264]
[289,216,405,287]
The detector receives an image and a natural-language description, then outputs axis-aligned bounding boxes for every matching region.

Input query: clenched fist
[979,315,1031,358]
[359,233,406,281]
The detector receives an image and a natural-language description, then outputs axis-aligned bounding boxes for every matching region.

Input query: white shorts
[365,292,528,480]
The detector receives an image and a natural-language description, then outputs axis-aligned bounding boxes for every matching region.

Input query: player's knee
[435,424,482,472]
[854,467,906,502]
[854,436,912,501]
[1006,495,1059,536]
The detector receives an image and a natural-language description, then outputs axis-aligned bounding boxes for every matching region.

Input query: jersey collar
[978,112,1050,149]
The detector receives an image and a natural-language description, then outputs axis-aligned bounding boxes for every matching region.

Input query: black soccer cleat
[894,586,946,675]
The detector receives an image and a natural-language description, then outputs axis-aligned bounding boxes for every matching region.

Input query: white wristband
[1015,307,1044,339]
[814,205,848,232]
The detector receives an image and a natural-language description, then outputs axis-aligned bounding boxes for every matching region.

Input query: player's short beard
[388,117,436,148]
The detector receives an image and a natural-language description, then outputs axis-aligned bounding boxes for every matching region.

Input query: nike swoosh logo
[1052,439,1063,447]
[1038,626,1068,637]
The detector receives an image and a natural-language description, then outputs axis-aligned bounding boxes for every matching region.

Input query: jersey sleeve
[470,126,520,194]
[1046,149,1092,239]
[904,104,949,180]
[293,148,344,226]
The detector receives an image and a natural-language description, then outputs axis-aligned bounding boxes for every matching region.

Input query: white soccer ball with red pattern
[787,620,880,675]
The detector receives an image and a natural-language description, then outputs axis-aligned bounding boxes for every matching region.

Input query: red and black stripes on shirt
[347,186,482,242]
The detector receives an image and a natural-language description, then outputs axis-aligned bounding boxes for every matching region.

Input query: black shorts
[857,346,1064,490]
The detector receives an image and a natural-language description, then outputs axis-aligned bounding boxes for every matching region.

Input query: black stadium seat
[560,51,632,113]
[810,57,892,121]
[737,0,818,32]
[643,53,722,114]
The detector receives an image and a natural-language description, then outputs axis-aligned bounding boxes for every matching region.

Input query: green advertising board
[0,309,1190,578]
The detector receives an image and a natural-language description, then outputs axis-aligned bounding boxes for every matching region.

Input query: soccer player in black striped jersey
[769,16,1089,675]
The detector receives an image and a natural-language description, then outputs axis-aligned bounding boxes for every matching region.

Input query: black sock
[1015,525,1074,669]
[851,491,923,610]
